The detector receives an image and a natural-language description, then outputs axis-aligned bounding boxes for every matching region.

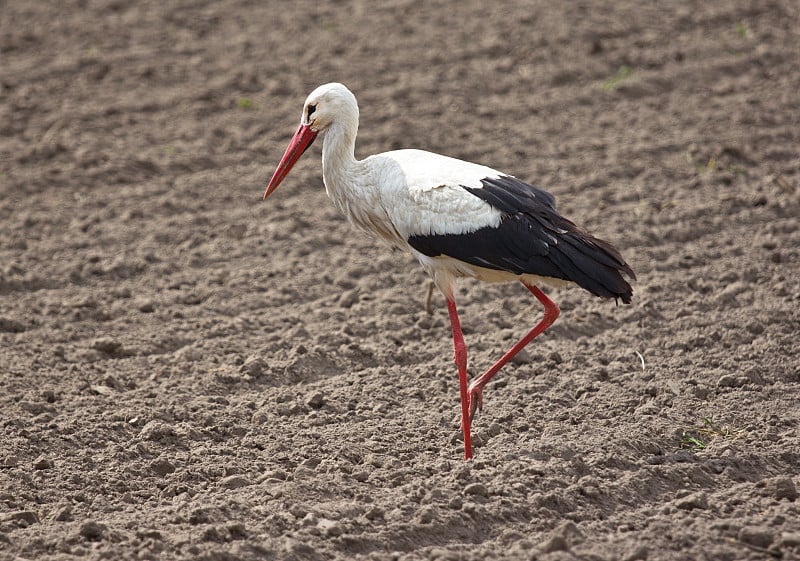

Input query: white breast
[368,149,505,240]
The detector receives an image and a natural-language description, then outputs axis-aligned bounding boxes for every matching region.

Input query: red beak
[262,124,319,200]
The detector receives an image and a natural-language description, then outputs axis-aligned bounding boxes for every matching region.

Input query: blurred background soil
[1,1,799,559]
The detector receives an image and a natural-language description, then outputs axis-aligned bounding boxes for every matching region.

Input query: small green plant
[680,433,706,451]
[680,415,745,451]
[702,156,717,174]
[685,146,751,176]
[237,98,253,110]
[699,415,744,441]
[602,65,634,91]
[685,148,706,174]
[735,21,748,39]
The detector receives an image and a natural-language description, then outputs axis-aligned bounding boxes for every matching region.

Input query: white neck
[320,120,399,244]
[322,120,360,193]
[321,117,378,217]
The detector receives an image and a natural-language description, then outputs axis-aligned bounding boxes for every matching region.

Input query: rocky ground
[1,1,799,560]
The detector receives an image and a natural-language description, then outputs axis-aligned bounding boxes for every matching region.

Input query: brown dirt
[2,1,800,560]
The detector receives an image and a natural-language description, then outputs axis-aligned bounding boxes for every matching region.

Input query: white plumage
[262,82,635,460]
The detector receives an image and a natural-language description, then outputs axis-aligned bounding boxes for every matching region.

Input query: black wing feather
[407,176,635,303]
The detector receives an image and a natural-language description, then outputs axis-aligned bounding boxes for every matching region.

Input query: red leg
[467,282,560,419]
[445,297,473,460]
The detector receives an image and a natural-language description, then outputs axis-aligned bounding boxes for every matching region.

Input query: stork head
[262,83,359,200]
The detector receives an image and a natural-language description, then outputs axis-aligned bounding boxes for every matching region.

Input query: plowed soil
[2,1,799,560]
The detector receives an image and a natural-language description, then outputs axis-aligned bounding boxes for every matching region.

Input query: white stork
[262,83,635,460]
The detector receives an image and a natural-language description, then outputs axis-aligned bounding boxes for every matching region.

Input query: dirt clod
[738,526,775,549]
[757,477,798,502]
[78,521,107,541]
[464,483,489,497]
[2,511,38,526]
[674,492,709,511]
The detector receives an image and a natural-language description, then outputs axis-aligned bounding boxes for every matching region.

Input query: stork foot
[467,385,483,422]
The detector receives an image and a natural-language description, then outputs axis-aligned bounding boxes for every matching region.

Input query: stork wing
[377,153,635,302]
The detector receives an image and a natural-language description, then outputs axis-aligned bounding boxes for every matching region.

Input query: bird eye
[307,104,317,119]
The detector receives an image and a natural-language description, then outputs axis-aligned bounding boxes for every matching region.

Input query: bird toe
[468,387,483,422]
